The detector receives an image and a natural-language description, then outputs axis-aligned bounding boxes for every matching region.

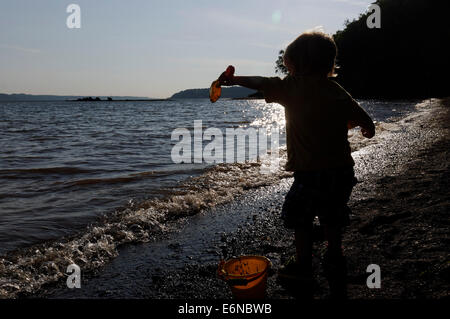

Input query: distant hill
[0,93,151,102]
[171,87,256,99]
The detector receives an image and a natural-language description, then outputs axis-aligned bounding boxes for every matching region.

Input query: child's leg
[323,224,342,256]
[323,224,347,299]
[278,225,314,299]
[294,225,313,265]
[278,225,313,282]
[294,224,313,281]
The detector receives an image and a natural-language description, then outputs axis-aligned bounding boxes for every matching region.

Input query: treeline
[333,0,449,98]
[276,0,450,98]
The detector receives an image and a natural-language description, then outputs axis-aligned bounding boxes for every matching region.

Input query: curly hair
[284,31,337,77]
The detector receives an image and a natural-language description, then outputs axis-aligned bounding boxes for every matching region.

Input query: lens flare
[271,10,282,24]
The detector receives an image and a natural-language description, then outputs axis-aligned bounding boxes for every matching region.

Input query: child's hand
[218,72,234,86]
[218,65,235,86]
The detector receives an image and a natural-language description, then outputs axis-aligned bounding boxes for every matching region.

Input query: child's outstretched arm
[219,74,266,91]
[218,67,285,104]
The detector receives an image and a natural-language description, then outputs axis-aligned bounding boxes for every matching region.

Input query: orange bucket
[217,255,271,299]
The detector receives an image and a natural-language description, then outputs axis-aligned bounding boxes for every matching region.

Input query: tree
[275,0,450,98]
[275,50,288,75]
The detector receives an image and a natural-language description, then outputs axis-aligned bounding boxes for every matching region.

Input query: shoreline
[35,98,449,299]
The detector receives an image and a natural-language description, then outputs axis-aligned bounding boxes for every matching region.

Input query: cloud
[0,44,41,54]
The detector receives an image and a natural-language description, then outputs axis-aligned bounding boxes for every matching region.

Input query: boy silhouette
[219,31,375,299]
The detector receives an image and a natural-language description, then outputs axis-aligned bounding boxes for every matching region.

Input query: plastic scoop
[209,65,235,103]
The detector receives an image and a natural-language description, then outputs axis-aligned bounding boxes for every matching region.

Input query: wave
[60,168,206,188]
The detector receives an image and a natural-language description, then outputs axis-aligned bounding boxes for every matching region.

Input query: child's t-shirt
[261,75,369,172]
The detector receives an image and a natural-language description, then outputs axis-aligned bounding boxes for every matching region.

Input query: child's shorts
[281,166,357,229]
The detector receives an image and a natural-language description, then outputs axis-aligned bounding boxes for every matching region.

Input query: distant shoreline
[0,93,161,102]
[65,99,171,102]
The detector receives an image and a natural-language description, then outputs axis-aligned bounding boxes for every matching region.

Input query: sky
[0,0,374,98]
